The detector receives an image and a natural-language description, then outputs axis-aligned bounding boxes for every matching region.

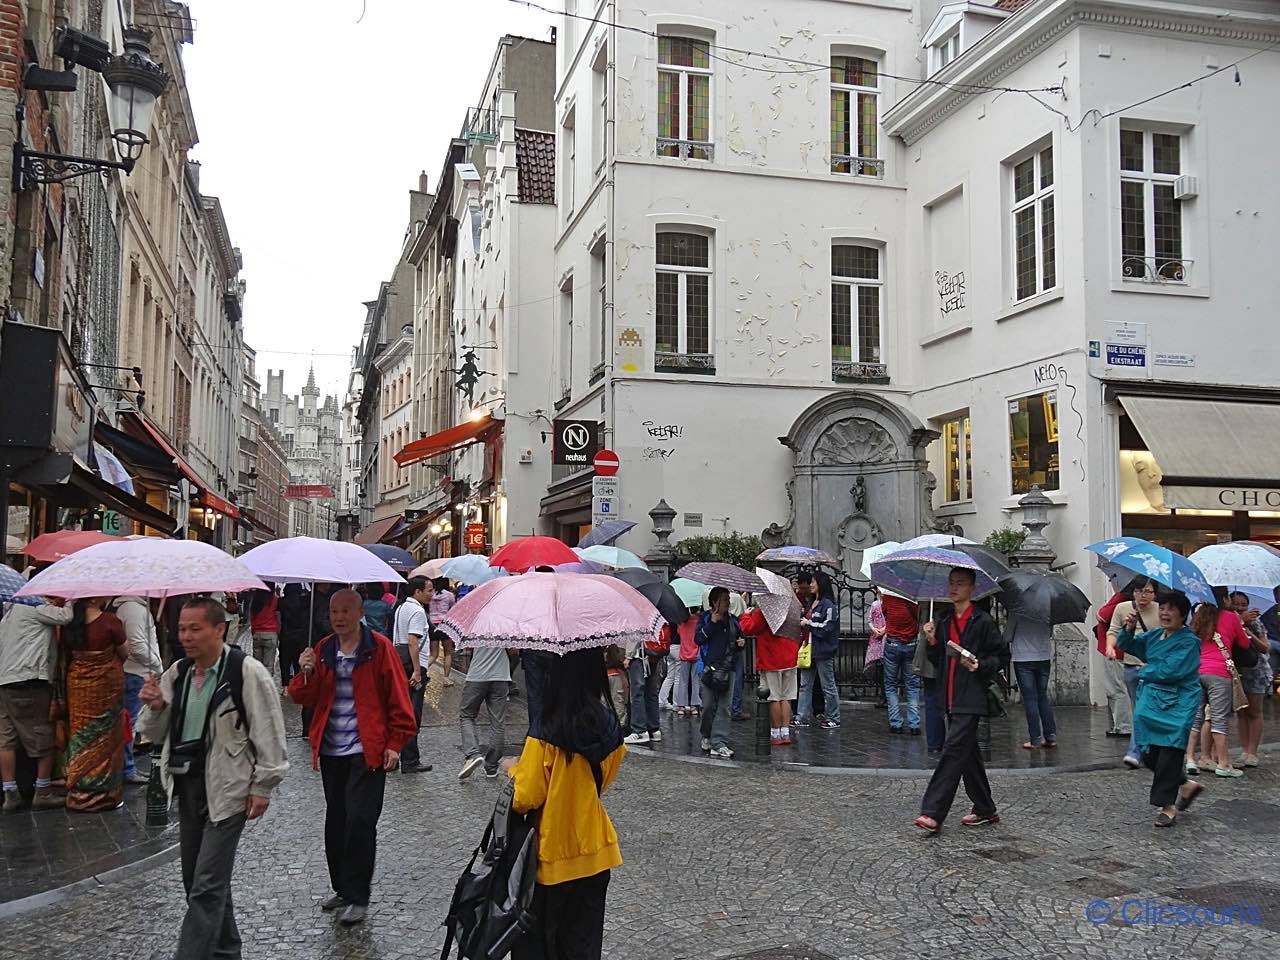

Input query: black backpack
[172,645,251,737]
[441,778,539,959]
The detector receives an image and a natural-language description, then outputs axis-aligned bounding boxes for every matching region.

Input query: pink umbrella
[438,572,663,655]
[22,530,116,563]
[16,538,266,600]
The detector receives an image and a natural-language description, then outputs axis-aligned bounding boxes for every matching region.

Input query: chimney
[419,171,430,193]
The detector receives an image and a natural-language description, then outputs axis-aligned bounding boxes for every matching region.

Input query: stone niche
[763,391,957,578]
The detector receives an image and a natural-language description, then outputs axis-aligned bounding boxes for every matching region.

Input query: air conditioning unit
[1173,175,1198,200]
[518,448,534,464]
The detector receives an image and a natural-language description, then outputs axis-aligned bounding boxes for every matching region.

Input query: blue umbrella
[0,564,41,606]
[442,553,508,586]
[577,520,637,549]
[361,543,417,573]
[1085,537,1214,606]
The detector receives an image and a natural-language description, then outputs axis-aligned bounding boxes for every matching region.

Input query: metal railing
[1121,255,1191,283]
[654,351,715,374]
[657,137,714,161]
[832,360,888,383]
[831,155,885,178]
[464,107,498,143]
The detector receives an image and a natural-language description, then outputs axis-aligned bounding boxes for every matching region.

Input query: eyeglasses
[1135,587,1156,595]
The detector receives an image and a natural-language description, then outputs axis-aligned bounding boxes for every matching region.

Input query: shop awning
[93,421,179,480]
[393,415,500,468]
[68,465,178,533]
[1120,395,1280,511]
[120,412,205,489]
[355,514,406,545]
[199,490,241,521]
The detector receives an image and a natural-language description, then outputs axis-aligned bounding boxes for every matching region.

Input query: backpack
[441,778,539,959]
[173,645,251,736]
[643,623,671,658]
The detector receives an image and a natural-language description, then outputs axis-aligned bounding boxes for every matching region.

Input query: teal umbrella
[669,577,706,608]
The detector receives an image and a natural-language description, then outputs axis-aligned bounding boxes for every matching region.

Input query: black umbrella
[610,569,689,628]
[998,570,1091,625]
[951,543,1014,582]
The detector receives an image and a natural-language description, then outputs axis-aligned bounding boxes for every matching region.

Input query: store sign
[1106,344,1146,367]
[464,522,486,550]
[101,510,125,536]
[1164,485,1280,512]
[284,484,334,499]
[552,419,598,466]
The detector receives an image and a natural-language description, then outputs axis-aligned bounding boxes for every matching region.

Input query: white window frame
[1119,127,1187,283]
[589,238,606,376]
[1010,143,1056,303]
[562,106,576,220]
[935,29,960,72]
[830,52,882,178]
[559,277,574,400]
[654,230,713,366]
[657,34,713,161]
[592,44,608,173]
[830,243,883,368]
[941,412,972,504]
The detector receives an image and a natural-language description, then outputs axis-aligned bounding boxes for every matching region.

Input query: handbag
[1211,632,1250,712]
[796,642,813,670]
[702,655,734,693]
[911,634,935,679]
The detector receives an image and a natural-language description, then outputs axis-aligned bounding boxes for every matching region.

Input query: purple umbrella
[577,520,637,549]
[868,546,1001,602]
[674,562,768,595]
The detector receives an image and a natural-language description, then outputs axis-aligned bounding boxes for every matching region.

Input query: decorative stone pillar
[1009,485,1090,705]
[644,499,677,582]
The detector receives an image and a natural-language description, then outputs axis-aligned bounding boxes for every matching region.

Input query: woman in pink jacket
[1185,589,1253,778]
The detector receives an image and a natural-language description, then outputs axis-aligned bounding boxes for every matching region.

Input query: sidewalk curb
[0,829,180,921]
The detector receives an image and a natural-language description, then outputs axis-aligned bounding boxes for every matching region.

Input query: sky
[183,0,557,402]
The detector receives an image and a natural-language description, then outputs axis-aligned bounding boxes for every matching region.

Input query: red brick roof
[994,0,1033,10]
[515,129,555,204]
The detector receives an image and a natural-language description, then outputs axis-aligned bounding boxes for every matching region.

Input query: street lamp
[14,26,170,189]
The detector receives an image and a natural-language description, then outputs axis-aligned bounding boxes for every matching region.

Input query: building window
[562,107,576,217]
[655,231,712,372]
[559,278,574,400]
[941,413,972,503]
[1120,128,1186,281]
[592,46,607,171]
[934,30,961,72]
[590,239,606,377]
[658,35,712,160]
[1008,390,1059,494]
[1011,144,1055,302]
[831,244,883,378]
[830,55,881,177]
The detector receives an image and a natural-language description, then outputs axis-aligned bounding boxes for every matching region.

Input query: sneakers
[709,745,733,759]
[649,730,662,742]
[320,894,347,912]
[484,769,499,779]
[820,719,840,729]
[960,812,1000,827]
[771,736,793,747]
[792,718,811,728]
[124,770,150,786]
[1,789,22,814]
[1123,755,1142,770]
[623,731,650,745]
[458,756,485,781]
[700,738,711,752]
[31,787,63,811]
[1215,766,1245,779]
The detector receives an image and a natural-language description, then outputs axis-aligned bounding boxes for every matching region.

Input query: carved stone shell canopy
[812,418,896,466]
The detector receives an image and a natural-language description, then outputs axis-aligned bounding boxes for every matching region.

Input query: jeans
[922,680,946,751]
[627,658,660,734]
[1013,660,1057,745]
[1123,664,1142,760]
[1099,655,1132,733]
[796,659,840,724]
[699,679,732,749]
[175,772,245,960]
[883,640,921,730]
[460,680,509,773]
[672,660,701,708]
[658,646,680,707]
[123,673,145,777]
[319,755,386,907]
[731,654,745,717]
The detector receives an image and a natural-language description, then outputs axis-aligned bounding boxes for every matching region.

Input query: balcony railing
[1121,256,1191,283]
[464,107,498,143]
[655,351,715,375]
[831,156,885,178]
[658,138,714,161]
[832,360,889,384]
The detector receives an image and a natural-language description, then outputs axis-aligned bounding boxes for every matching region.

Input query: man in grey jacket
[139,597,288,960]
[112,596,163,785]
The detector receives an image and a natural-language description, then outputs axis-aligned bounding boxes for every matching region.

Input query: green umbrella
[669,577,706,608]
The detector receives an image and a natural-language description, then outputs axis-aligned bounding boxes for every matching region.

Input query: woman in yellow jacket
[507,648,626,960]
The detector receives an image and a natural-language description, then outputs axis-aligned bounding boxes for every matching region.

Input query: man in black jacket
[915,568,1007,833]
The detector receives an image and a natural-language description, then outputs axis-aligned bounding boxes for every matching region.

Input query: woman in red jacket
[739,603,800,746]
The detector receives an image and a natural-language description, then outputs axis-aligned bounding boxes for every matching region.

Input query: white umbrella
[16,538,266,600]
[860,541,902,580]
[239,537,405,585]
[411,557,453,580]
[1188,542,1280,610]
[753,567,804,640]
[900,533,974,549]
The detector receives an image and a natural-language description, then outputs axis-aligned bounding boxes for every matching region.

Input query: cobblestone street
[1,695,1278,960]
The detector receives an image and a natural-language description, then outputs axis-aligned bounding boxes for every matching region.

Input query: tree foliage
[675,532,766,570]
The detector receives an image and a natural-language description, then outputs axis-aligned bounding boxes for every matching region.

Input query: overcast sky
[184,0,557,401]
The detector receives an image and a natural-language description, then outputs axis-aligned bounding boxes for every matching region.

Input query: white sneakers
[623,731,650,744]
[710,745,733,759]
[700,738,711,751]
[650,730,662,742]
[458,756,485,781]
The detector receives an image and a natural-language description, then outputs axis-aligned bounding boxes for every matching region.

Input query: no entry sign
[593,449,620,477]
